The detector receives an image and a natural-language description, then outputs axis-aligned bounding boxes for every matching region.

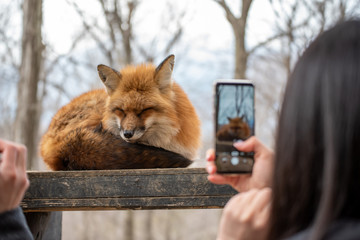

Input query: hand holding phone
[207,136,274,192]
[214,80,255,174]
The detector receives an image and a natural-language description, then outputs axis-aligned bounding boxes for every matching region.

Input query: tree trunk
[234,25,248,79]
[123,29,133,64]
[215,0,253,79]
[14,0,43,170]
[233,0,252,79]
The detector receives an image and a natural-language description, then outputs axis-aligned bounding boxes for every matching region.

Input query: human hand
[217,188,271,240]
[206,136,274,192]
[0,139,29,213]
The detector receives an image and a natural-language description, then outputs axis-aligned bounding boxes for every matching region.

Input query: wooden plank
[22,168,237,212]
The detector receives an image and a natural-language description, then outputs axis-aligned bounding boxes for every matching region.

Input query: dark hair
[269,20,360,240]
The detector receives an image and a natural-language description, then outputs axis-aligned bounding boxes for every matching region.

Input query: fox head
[97,55,180,144]
[227,116,250,139]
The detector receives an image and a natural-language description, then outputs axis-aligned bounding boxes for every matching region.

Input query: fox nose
[123,130,134,139]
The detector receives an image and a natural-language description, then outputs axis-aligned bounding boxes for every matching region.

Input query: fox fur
[40,55,201,170]
[216,116,250,141]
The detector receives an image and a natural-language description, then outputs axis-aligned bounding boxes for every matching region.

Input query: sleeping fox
[40,55,201,170]
[216,116,251,142]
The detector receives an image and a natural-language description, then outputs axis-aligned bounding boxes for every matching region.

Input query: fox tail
[41,125,192,170]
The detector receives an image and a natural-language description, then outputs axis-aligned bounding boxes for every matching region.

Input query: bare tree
[0,2,21,139]
[95,0,139,65]
[268,0,360,80]
[136,2,186,63]
[303,0,359,33]
[68,0,186,67]
[248,0,360,144]
[213,0,252,78]
[14,0,44,169]
[214,0,287,79]
[270,1,309,79]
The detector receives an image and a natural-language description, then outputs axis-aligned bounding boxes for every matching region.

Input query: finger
[252,188,272,213]
[0,138,7,152]
[21,175,30,194]
[223,191,255,219]
[208,174,248,190]
[241,188,272,220]
[206,161,217,174]
[206,149,215,162]
[16,144,27,172]
[208,174,236,185]
[0,142,17,172]
[254,191,272,229]
[227,191,248,206]
[233,136,258,152]
[256,200,271,226]
[224,192,246,211]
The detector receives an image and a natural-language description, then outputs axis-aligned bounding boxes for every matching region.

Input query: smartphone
[214,79,255,174]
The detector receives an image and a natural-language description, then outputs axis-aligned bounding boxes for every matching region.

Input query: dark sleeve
[0,207,33,240]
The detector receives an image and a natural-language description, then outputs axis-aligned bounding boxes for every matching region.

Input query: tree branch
[66,0,113,65]
[213,0,238,25]
[248,32,287,55]
[98,0,117,50]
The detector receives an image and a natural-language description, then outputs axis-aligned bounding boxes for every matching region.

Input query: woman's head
[269,20,360,239]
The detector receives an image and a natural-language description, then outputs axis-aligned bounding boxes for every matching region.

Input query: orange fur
[40,55,201,170]
[216,117,250,141]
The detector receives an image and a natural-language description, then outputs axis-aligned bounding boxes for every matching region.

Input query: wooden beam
[22,168,237,212]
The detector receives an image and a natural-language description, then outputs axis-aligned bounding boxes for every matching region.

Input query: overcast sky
[42,0,275,56]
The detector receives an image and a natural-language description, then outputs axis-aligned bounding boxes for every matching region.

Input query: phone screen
[215,80,255,173]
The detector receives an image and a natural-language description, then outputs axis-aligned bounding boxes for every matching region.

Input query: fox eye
[137,107,153,117]
[113,107,125,116]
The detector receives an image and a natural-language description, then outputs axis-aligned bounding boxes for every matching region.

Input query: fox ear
[97,64,121,95]
[155,55,175,92]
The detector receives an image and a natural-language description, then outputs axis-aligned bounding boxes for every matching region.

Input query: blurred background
[0,0,359,239]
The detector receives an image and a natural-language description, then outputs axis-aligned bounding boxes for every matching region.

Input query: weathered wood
[22,168,237,212]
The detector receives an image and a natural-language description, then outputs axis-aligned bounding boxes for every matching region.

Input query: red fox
[216,116,251,141]
[40,55,201,170]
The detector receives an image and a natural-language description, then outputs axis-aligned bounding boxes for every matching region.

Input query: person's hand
[206,136,274,192]
[217,188,271,240]
[0,139,29,213]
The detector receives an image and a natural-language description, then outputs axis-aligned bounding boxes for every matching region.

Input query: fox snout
[120,126,146,142]
[115,111,147,142]
[123,130,134,139]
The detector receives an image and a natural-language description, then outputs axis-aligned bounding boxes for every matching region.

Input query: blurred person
[207,19,360,240]
[0,139,33,240]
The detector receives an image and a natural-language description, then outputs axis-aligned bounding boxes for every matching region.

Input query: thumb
[233,136,258,152]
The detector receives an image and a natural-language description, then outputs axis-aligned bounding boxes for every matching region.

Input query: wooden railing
[22,168,237,239]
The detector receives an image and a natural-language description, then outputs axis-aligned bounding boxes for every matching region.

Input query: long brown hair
[268,20,360,239]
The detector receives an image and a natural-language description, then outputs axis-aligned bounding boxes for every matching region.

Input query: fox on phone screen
[216,116,250,142]
[40,55,201,170]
